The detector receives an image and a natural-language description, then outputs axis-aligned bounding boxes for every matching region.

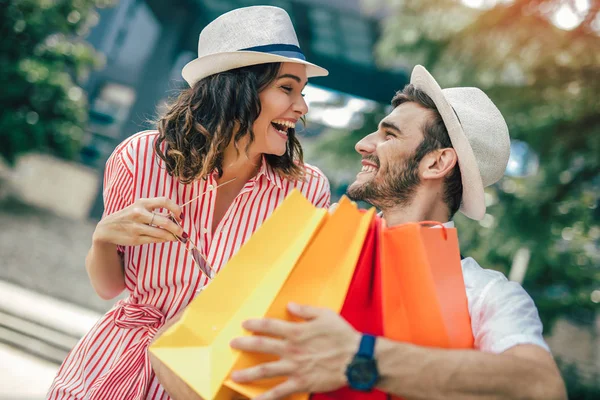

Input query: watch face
[346,357,379,391]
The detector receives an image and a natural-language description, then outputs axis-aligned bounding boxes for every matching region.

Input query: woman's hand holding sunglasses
[92,197,185,247]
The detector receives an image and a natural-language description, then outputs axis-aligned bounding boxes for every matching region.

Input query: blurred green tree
[312,0,599,331]
[0,0,114,165]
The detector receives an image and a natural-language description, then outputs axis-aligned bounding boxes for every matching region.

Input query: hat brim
[410,65,486,220]
[182,51,329,87]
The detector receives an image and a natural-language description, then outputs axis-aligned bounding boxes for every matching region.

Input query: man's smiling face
[347,102,432,209]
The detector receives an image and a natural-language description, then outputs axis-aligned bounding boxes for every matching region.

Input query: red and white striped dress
[47,130,331,400]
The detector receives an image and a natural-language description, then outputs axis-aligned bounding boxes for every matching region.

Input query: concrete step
[0,280,101,365]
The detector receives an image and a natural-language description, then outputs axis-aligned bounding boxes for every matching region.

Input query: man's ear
[421,148,458,181]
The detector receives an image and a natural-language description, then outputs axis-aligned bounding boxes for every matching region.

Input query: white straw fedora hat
[182,6,329,87]
[410,65,511,220]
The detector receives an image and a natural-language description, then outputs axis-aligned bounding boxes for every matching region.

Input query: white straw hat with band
[410,65,511,220]
[182,6,329,87]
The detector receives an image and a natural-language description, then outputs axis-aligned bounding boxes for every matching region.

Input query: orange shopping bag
[381,221,473,349]
[380,221,473,400]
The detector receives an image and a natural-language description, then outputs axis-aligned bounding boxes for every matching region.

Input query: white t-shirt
[461,256,549,353]
[444,222,550,353]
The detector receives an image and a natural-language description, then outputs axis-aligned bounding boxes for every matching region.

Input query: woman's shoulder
[112,130,160,157]
[107,130,160,166]
[104,130,183,198]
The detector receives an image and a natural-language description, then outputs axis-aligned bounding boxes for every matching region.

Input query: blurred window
[81,83,137,167]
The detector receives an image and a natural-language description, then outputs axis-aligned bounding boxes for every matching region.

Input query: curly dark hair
[154,62,305,184]
[392,84,463,218]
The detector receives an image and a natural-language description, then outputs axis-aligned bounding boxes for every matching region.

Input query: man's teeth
[272,119,296,129]
[361,165,378,173]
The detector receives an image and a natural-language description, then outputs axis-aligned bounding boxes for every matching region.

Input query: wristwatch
[345,334,380,391]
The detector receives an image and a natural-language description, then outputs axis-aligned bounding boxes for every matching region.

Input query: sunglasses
[165,177,237,282]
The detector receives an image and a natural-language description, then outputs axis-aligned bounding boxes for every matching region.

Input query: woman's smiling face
[250,63,309,157]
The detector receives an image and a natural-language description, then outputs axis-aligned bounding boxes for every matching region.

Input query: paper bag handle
[417,221,448,240]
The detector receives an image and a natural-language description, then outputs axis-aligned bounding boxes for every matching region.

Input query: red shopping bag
[311,216,388,400]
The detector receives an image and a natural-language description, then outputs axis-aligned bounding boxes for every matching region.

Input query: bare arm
[85,239,126,300]
[375,340,567,400]
[229,304,566,400]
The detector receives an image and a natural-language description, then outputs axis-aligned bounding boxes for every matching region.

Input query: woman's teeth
[271,119,295,135]
[361,165,378,173]
[272,120,296,129]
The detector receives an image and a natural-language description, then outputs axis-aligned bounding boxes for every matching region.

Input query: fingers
[147,213,184,236]
[230,360,295,383]
[287,303,326,320]
[128,198,184,237]
[141,197,182,220]
[253,379,301,400]
[137,224,179,243]
[230,335,286,356]
[136,235,175,245]
[242,318,299,338]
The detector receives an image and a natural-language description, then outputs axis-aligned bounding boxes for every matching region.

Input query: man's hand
[229,303,360,400]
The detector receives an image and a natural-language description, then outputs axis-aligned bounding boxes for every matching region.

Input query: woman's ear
[421,148,458,181]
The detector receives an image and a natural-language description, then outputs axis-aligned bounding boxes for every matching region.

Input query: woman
[47,6,330,400]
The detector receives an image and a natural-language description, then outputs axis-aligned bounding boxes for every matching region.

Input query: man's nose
[355,132,378,155]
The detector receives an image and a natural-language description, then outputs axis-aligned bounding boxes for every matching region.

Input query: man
[226,65,567,400]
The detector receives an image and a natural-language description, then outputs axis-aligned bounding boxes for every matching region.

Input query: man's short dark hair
[392,84,463,218]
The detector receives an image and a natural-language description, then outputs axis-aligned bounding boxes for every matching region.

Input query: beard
[347,152,421,211]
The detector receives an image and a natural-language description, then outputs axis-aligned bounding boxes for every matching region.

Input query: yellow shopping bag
[149,190,327,400]
[224,198,375,400]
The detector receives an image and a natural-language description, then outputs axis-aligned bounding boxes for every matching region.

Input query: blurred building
[79,0,408,218]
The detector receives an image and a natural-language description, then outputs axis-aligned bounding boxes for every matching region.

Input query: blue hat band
[239,44,306,61]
